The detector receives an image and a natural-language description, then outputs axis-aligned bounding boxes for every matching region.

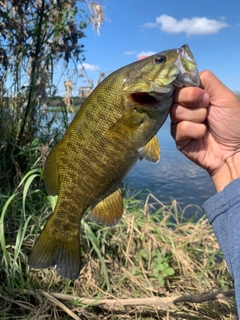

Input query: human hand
[171,70,240,192]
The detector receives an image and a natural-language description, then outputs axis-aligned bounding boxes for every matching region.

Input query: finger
[173,86,209,108]
[200,70,223,94]
[200,70,239,104]
[170,105,207,124]
[171,121,207,144]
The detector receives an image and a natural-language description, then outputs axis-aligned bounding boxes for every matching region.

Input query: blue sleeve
[202,178,240,314]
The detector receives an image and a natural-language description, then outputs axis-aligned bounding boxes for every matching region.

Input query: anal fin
[89,187,123,227]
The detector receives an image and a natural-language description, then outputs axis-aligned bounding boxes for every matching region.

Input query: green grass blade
[0,192,18,269]
[22,171,41,218]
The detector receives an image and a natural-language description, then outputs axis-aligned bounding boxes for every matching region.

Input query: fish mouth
[174,44,201,88]
[130,92,158,105]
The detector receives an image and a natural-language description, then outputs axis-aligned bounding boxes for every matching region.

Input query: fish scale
[29,45,202,280]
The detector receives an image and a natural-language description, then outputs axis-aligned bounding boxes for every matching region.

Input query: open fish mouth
[130,92,159,105]
[173,44,201,88]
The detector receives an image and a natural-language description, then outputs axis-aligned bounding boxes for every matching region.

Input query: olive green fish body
[29,45,201,279]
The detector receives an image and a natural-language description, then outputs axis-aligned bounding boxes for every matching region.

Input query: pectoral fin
[138,135,160,163]
[88,187,123,227]
[110,111,147,133]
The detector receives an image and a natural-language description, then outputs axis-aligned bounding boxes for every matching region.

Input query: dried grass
[0,190,237,319]
[88,1,108,35]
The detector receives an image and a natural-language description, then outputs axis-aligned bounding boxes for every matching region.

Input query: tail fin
[29,224,81,280]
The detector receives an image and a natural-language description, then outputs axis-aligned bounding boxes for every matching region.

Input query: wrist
[211,152,240,192]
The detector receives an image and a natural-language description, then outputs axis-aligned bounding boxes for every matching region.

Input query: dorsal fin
[88,187,123,227]
[138,135,160,163]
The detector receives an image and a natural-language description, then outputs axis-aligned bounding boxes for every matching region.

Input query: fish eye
[155,55,166,64]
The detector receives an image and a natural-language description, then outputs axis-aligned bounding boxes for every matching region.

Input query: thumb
[200,70,234,104]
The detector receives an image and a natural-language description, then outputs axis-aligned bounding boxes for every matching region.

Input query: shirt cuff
[203,178,240,225]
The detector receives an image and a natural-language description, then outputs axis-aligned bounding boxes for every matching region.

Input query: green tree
[0,0,105,189]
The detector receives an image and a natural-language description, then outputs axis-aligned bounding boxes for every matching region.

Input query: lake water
[124,116,215,218]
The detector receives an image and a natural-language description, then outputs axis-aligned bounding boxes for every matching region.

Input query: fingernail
[202,92,210,106]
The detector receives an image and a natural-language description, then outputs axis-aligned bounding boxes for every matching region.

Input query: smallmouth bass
[29,45,201,280]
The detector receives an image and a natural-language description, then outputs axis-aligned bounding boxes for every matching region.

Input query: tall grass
[0,169,237,319]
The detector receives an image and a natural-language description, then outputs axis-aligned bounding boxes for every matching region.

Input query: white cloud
[137,51,156,58]
[124,51,136,55]
[78,62,99,71]
[143,22,157,29]
[144,14,228,36]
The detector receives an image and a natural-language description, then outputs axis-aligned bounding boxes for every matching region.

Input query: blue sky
[66,0,240,95]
